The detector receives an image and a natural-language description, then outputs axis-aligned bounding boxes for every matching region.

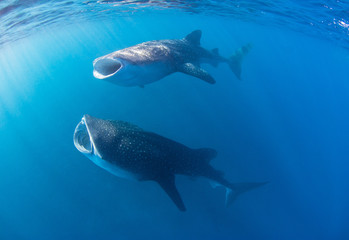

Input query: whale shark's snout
[93,58,122,79]
[74,114,103,156]
[74,114,116,159]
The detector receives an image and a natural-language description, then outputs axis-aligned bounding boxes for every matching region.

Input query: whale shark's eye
[93,58,122,79]
[74,120,92,154]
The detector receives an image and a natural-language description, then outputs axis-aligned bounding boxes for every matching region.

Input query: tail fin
[225,181,268,207]
[229,43,253,80]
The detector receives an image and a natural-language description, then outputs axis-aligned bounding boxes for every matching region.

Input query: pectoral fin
[155,174,186,212]
[178,63,216,84]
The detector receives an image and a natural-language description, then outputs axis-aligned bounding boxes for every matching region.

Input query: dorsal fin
[185,30,202,45]
[195,148,217,163]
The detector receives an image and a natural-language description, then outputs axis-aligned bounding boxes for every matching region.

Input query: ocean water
[1,1,349,239]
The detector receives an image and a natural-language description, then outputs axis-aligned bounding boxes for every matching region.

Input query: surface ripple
[0,0,348,49]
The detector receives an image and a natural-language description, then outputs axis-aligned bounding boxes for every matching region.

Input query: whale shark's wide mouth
[73,118,92,154]
[93,58,122,79]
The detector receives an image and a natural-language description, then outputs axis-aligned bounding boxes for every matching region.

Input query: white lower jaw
[87,154,139,181]
[93,70,110,79]
[92,67,124,79]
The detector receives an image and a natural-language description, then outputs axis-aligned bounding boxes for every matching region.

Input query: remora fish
[93,30,252,87]
[73,115,267,211]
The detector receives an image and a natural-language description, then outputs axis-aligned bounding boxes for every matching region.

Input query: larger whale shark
[93,30,252,87]
[73,114,266,211]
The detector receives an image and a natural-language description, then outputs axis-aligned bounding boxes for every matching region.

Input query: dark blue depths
[0,13,349,240]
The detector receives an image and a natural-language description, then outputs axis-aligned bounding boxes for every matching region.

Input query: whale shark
[93,30,252,87]
[73,114,267,211]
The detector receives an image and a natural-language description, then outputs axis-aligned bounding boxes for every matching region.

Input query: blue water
[1,1,349,239]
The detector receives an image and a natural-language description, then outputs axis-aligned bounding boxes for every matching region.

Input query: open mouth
[93,58,122,79]
[73,118,92,154]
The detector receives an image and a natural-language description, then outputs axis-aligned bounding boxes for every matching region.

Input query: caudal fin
[229,43,253,80]
[225,181,268,207]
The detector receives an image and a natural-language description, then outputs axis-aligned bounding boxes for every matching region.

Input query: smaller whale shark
[73,115,267,211]
[93,30,252,87]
